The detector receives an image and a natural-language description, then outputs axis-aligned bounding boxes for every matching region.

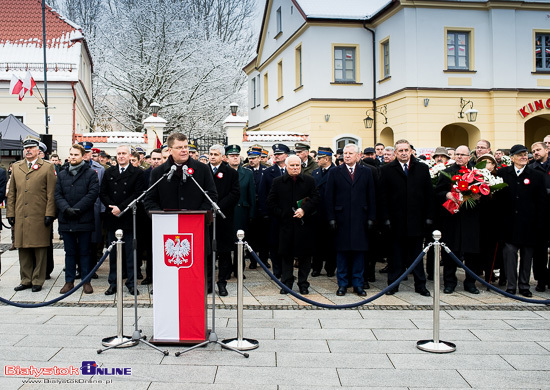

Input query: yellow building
[244,0,550,152]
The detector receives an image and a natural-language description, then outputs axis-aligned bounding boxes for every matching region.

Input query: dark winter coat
[258,163,285,216]
[379,159,434,238]
[100,164,146,231]
[234,166,256,232]
[495,165,547,246]
[325,163,376,252]
[267,173,320,256]
[311,163,335,221]
[54,163,100,232]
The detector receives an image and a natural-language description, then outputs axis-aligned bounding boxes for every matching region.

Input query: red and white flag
[23,71,36,96]
[9,75,25,101]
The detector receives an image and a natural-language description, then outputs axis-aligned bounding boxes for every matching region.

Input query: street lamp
[150,102,161,117]
[458,98,478,122]
[229,102,239,116]
[364,105,388,129]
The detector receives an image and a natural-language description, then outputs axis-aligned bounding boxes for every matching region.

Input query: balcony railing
[0,62,75,72]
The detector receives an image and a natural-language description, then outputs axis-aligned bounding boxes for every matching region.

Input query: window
[277,60,283,99]
[295,45,302,88]
[334,47,356,82]
[379,37,390,80]
[256,75,261,107]
[447,31,470,70]
[251,77,257,108]
[276,7,282,36]
[263,73,269,108]
[536,33,550,71]
[336,137,358,150]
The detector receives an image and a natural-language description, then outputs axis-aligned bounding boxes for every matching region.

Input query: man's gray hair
[384,146,395,152]
[285,155,302,165]
[117,145,132,154]
[344,144,359,153]
[209,144,225,155]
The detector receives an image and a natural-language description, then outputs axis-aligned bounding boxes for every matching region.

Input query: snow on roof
[296,0,393,20]
[0,0,83,82]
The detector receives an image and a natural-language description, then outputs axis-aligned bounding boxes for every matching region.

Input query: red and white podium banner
[151,212,206,343]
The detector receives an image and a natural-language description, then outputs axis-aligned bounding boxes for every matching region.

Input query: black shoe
[505,288,516,295]
[207,286,213,294]
[299,286,309,295]
[128,286,139,296]
[443,287,454,294]
[46,274,51,280]
[498,278,507,286]
[363,281,370,290]
[275,274,282,279]
[14,284,31,291]
[31,285,42,292]
[535,283,546,292]
[326,272,335,277]
[141,277,152,285]
[519,289,533,297]
[217,283,228,297]
[280,287,289,294]
[415,287,431,297]
[353,287,367,296]
[249,262,257,269]
[105,285,117,295]
[385,287,398,295]
[336,286,347,296]
[311,270,321,277]
[465,286,480,294]
[92,272,99,279]
[379,265,389,273]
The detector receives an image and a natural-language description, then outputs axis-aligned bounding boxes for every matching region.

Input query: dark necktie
[280,168,285,175]
[213,166,218,174]
[120,167,125,174]
[28,162,32,170]
[403,163,408,176]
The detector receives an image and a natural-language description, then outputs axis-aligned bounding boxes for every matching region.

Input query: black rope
[0,244,113,308]
[244,242,430,309]
[443,243,550,305]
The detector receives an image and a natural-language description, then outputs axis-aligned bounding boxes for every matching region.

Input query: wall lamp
[324,114,330,122]
[229,102,239,116]
[364,104,388,129]
[458,97,478,122]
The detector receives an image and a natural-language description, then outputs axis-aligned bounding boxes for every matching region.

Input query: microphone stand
[104,169,174,355]
[175,170,249,358]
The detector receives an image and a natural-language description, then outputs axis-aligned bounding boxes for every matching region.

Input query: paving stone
[252,339,330,353]
[388,353,512,370]
[161,350,275,367]
[337,368,469,387]
[412,319,514,330]
[459,369,550,388]
[226,318,321,329]
[276,352,393,369]
[149,384,277,390]
[446,310,543,320]
[504,319,550,330]
[372,329,479,341]
[273,310,363,319]
[500,354,550,370]
[214,366,340,386]
[320,318,417,329]
[471,329,550,342]
[275,328,376,341]
[0,323,86,336]
[1,346,61,362]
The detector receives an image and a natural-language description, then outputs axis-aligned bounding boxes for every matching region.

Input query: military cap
[78,141,93,151]
[188,142,198,152]
[294,142,310,151]
[510,144,528,156]
[363,147,376,154]
[248,146,262,157]
[225,144,241,155]
[410,144,416,151]
[135,146,146,154]
[161,144,168,150]
[272,143,290,154]
[92,147,101,154]
[99,150,110,158]
[261,149,269,156]
[38,141,47,153]
[317,146,334,157]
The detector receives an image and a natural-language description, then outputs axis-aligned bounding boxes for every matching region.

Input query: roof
[0,0,88,82]
[0,114,40,149]
[295,0,393,20]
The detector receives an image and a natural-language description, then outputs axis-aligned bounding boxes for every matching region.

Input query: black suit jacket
[379,159,434,238]
[100,164,145,231]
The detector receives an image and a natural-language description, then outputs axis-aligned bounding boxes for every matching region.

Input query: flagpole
[42,0,49,135]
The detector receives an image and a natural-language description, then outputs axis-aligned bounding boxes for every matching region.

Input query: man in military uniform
[98,150,111,168]
[258,144,290,278]
[311,147,336,277]
[91,148,101,163]
[294,142,318,176]
[135,146,150,169]
[189,142,199,160]
[260,149,270,166]
[227,145,255,276]
[8,136,57,292]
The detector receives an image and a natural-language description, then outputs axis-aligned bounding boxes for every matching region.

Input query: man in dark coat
[435,145,481,295]
[258,143,290,278]
[528,141,550,292]
[55,144,99,294]
[295,142,318,176]
[380,140,433,296]
[311,147,336,277]
[245,147,269,269]
[208,144,240,296]
[267,155,320,294]
[227,144,256,276]
[100,145,146,296]
[496,144,547,297]
[326,144,376,296]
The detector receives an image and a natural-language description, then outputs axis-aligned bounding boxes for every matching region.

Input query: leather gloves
[44,216,54,227]
[63,208,80,219]
[7,217,15,226]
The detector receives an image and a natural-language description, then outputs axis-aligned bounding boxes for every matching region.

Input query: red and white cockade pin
[217,172,223,179]
[524,178,530,185]
[32,164,39,170]
[187,167,194,175]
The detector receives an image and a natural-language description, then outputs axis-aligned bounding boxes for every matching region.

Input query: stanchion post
[101,230,137,348]
[222,230,259,351]
[417,230,456,353]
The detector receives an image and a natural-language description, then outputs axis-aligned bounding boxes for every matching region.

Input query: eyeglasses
[475,146,488,150]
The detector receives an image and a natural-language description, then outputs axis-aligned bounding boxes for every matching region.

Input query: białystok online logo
[4,361,131,377]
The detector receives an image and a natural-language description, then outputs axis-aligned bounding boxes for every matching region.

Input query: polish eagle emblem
[164,235,192,267]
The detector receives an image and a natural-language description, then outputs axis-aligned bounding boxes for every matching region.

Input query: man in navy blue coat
[326,144,376,296]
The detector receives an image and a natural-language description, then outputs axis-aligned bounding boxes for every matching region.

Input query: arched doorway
[440,123,480,149]
[379,127,394,147]
[524,114,550,147]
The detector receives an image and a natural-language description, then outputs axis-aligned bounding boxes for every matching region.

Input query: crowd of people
[4,133,550,300]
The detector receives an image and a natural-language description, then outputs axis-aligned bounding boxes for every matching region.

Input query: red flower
[462,171,475,183]
[452,174,462,181]
[458,166,468,174]
[479,183,490,195]
[457,181,469,192]
[470,186,480,194]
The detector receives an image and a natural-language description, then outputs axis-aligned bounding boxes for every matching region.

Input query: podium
[149,211,208,345]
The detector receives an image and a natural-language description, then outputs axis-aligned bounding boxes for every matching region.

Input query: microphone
[166,165,177,182]
[181,165,190,183]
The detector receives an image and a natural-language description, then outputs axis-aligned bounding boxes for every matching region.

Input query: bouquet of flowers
[499,155,511,168]
[440,161,507,214]
[419,158,454,186]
